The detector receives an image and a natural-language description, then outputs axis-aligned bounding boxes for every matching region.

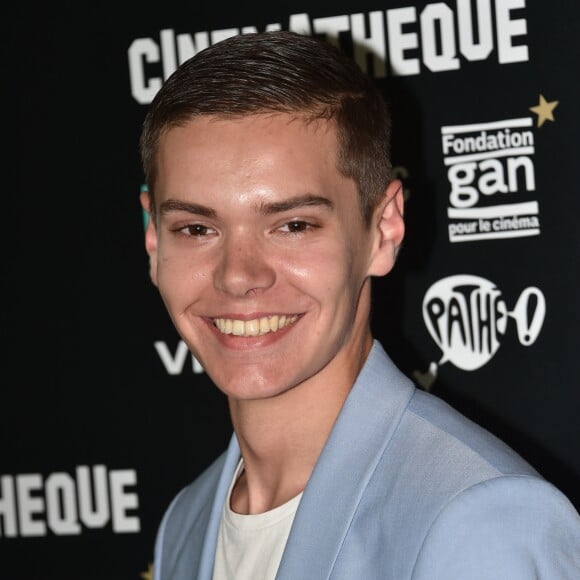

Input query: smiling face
[143,113,403,401]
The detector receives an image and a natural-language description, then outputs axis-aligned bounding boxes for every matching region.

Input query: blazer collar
[277,340,415,579]
[197,434,242,579]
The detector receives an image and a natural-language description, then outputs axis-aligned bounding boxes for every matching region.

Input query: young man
[140,31,580,580]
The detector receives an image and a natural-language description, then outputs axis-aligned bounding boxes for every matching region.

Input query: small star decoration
[529,94,559,127]
[140,562,154,580]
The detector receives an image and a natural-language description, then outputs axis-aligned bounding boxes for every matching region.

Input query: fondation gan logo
[414,274,545,390]
[442,94,559,243]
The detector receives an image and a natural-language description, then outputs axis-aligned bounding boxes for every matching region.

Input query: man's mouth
[213,315,299,337]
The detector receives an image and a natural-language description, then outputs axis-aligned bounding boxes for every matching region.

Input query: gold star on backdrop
[140,562,153,580]
[529,94,559,127]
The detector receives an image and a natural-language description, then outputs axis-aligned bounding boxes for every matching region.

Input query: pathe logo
[414,274,545,390]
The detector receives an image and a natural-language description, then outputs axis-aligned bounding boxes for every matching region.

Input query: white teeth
[246,319,260,336]
[232,320,245,336]
[213,315,298,336]
[259,317,270,334]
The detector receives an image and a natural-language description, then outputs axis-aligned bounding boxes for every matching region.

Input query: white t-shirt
[212,460,302,580]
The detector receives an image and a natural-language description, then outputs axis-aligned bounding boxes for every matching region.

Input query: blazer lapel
[196,435,241,580]
[276,341,415,580]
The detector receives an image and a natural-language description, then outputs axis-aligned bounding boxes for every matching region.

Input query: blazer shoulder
[412,475,580,579]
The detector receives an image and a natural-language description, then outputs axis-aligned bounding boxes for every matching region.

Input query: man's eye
[279,221,310,234]
[181,224,216,236]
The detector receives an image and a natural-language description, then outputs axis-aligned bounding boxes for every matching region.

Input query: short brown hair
[140,31,392,225]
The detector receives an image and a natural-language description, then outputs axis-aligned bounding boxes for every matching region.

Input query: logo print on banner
[128,1,530,105]
[413,275,545,390]
[0,465,140,538]
[443,115,540,243]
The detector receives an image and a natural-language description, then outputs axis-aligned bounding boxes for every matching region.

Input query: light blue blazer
[153,341,580,579]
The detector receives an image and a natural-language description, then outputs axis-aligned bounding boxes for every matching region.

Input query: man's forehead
[153,112,353,210]
[157,112,340,176]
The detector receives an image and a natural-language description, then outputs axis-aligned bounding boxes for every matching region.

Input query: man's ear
[140,190,159,287]
[367,179,405,277]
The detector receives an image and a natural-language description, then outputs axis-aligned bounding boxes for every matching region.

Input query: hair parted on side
[140,30,392,225]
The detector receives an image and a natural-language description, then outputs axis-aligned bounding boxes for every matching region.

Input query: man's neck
[228,333,373,515]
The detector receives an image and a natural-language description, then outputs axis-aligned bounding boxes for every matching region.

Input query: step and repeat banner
[5,1,579,578]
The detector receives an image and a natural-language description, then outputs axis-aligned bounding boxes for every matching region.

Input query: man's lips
[212,314,300,337]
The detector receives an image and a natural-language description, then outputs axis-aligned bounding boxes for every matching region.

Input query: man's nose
[214,234,276,297]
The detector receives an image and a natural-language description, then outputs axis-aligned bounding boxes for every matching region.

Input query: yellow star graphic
[140,562,154,580]
[529,94,559,127]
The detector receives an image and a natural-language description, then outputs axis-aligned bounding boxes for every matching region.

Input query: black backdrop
[5,1,580,578]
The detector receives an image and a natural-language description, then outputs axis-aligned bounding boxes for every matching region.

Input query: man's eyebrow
[158,199,217,218]
[257,194,335,215]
